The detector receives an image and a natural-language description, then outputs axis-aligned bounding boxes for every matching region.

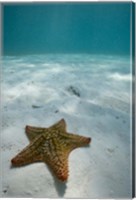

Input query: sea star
[11,119,91,181]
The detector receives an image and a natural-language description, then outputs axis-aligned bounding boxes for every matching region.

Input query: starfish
[11,119,91,181]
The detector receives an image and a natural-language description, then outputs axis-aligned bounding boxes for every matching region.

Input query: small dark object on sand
[67,86,80,97]
[32,105,42,109]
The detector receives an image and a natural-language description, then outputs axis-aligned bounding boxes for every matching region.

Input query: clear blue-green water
[3,2,131,56]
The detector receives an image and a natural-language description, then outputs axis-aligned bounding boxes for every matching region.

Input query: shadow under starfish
[46,164,67,197]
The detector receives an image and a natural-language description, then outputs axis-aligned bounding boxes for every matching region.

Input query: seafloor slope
[0,54,132,198]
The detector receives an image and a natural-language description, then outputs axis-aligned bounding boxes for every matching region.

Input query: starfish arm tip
[11,158,15,165]
[25,125,29,132]
[11,156,23,167]
[57,171,69,182]
[87,137,91,144]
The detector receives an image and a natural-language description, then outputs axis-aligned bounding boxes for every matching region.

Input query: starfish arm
[64,133,91,151]
[11,136,45,166]
[41,136,69,181]
[49,118,67,132]
[25,125,48,141]
[44,152,69,181]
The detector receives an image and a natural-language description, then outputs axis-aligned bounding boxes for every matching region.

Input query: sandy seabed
[0,54,132,198]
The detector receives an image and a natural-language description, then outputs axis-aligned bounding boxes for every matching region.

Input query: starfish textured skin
[11,119,91,181]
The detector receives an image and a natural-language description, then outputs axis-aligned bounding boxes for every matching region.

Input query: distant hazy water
[3,3,130,55]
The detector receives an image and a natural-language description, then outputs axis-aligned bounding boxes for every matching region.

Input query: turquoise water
[3,2,131,56]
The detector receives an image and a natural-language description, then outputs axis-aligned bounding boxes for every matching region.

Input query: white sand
[0,54,132,198]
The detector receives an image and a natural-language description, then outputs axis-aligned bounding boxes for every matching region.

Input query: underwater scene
[1,2,133,198]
